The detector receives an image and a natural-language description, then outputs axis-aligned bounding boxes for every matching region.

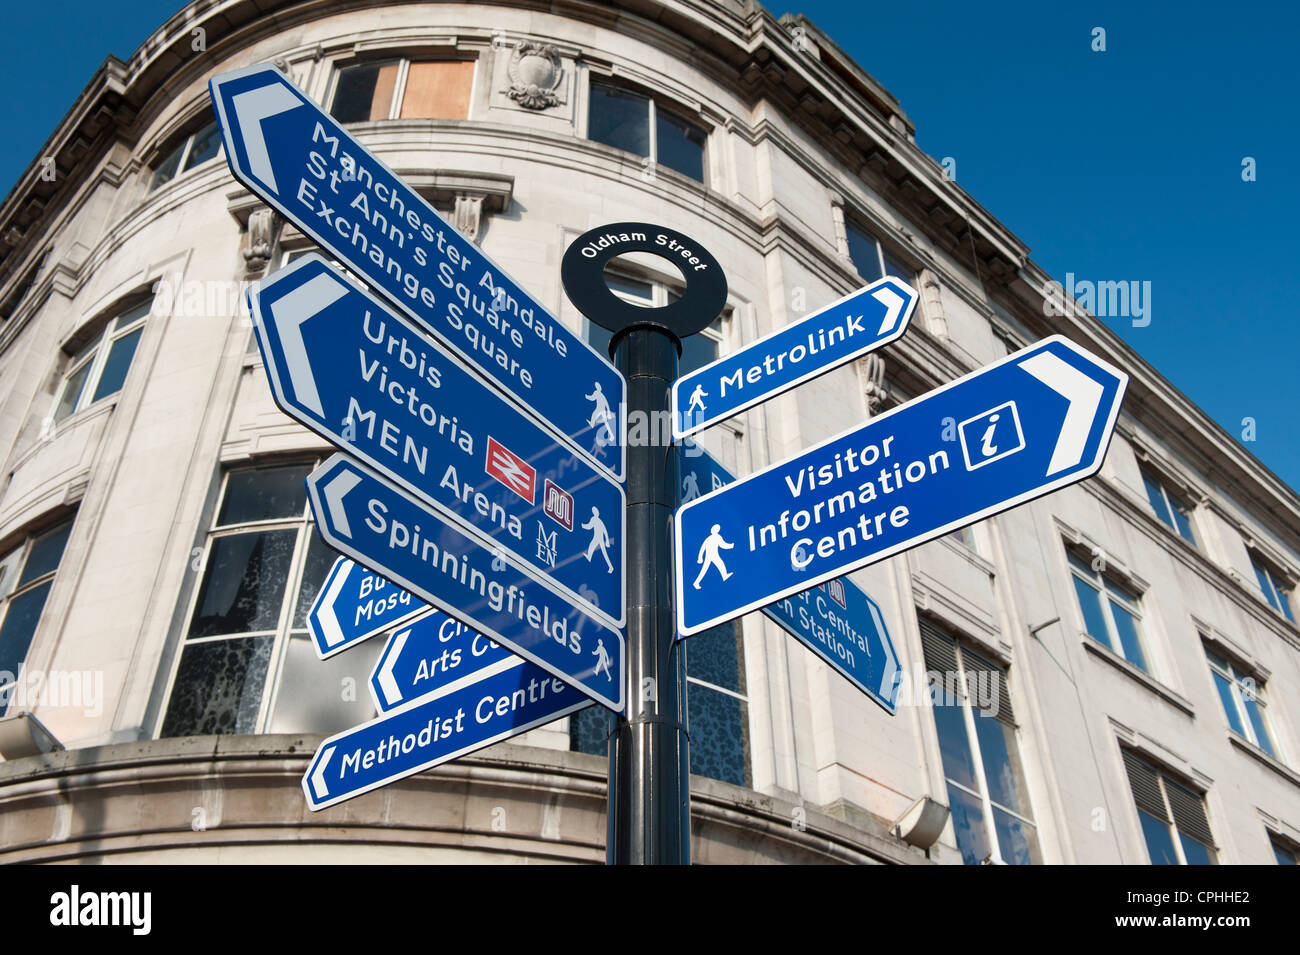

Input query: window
[947,526,977,551]
[1250,553,1295,625]
[1271,835,1297,865]
[0,517,75,706]
[1205,645,1277,758]
[330,59,473,123]
[151,119,223,190]
[920,622,1040,864]
[158,462,381,737]
[1069,551,1149,672]
[846,221,914,285]
[571,621,750,787]
[582,271,727,376]
[1122,750,1215,864]
[52,299,151,424]
[587,81,707,183]
[1141,468,1196,545]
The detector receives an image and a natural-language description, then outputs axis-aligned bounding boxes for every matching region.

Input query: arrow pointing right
[1018,350,1105,476]
[871,285,906,335]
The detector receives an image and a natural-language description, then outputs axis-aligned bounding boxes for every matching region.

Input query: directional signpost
[248,254,626,626]
[304,655,591,811]
[673,277,917,439]
[307,453,625,713]
[209,64,627,482]
[676,335,1127,634]
[680,449,902,712]
[210,59,1130,860]
[369,610,515,712]
[307,556,429,659]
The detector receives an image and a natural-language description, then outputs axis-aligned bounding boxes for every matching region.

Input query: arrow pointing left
[247,254,626,629]
[306,556,430,659]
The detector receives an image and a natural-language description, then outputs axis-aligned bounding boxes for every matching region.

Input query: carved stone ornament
[859,352,888,414]
[243,207,282,276]
[506,41,563,110]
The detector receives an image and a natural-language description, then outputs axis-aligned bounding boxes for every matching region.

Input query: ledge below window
[1082,635,1195,716]
[1228,733,1300,787]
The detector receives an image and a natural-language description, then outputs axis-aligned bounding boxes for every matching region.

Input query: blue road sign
[307,555,430,659]
[209,63,627,482]
[672,277,916,439]
[307,453,625,712]
[304,655,591,811]
[370,610,515,712]
[675,336,1128,634]
[249,254,625,626]
[679,448,901,711]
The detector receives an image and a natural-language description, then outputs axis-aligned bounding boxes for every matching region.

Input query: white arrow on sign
[315,561,351,649]
[324,469,361,537]
[230,83,301,194]
[375,627,411,707]
[871,285,906,335]
[1018,350,1105,476]
[310,745,335,799]
[266,270,348,417]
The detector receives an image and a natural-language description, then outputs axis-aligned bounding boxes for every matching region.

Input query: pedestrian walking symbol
[594,638,613,680]
[583,507,615,573]
[686,383,708,419]
[692,523,734,589]
[587,382,617,448]
[682,471,701,502]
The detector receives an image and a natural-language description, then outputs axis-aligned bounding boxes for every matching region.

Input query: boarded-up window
[331,62,400,122]
[400,61,474,119]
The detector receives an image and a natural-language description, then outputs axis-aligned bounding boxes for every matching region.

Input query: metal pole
[606,322,690,865]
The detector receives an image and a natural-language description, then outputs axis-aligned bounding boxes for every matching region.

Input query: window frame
[0,516,76,706]
[149,119,223,192]
[1124,751,1217,865]
[51,298,151,424]
[586,79,709,184]
[1205,644,1278,758]
[155,459,354,738]
[328,56,476,124]
[1140,467,1197,546]
[1068,550,1150,672]
[923,624,1039,865]
[1250,552,1296,625]
[844,219,915,286]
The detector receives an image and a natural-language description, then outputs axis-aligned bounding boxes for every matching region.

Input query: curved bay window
[587,81,707,184]
[330,58,474,122]
[158,462,380,737]
[0,516,75,708]
[570,621,750,788]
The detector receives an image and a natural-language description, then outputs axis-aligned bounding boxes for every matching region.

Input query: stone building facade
[0,0,1296,864]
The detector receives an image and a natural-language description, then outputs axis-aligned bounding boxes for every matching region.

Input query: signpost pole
[560,221,728,865]
[607,322,690,865]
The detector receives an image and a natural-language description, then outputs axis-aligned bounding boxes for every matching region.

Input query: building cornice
[0,0,1294,554]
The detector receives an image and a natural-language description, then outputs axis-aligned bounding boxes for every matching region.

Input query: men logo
[536,522,558,568]
[486,437,536,504]
[543,479,574,531]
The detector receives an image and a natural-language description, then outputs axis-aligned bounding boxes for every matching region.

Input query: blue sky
[2,1,1296,490]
